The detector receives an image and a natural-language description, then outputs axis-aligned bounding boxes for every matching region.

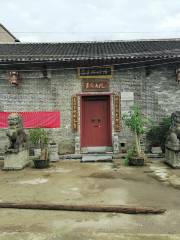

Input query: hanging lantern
[176,69,180,83]
[9,71,20,85]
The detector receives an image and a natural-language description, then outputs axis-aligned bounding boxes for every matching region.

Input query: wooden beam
[0,202,166,214]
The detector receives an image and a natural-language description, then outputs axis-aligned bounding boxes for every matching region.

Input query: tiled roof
[0,39,180,62]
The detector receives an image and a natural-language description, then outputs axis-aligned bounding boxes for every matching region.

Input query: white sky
[1,0,180,42]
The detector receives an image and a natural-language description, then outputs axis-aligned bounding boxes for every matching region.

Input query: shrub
[123,105,148,156]
[29,128,49,149]
[124,146,136,166]
[146,117,171,152]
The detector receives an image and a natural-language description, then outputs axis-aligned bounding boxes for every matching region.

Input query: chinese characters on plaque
[82,79,109,92]
[78,66,112,78]
[71,96,78,131]
[114,95,121,131]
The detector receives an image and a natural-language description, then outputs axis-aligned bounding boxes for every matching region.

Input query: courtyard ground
[0,158,180,240]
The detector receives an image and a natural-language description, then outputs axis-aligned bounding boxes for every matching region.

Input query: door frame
[80,93,112,148]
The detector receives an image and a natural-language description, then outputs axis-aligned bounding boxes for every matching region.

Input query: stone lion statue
[6,113,27,153]
[166,111,180,150]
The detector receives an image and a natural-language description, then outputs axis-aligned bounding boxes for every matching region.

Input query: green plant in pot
[123,105,148,166]
[29,128,49,168]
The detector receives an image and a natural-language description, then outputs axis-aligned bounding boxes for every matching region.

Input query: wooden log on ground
[0,202,166,214]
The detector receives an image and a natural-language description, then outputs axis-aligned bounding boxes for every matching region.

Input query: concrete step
[81,147,113,154]
[59,154,82,160]
[81,154,113,162]
[146,153,164,158]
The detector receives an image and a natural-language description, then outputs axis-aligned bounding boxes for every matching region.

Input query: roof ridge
[1,38,180,45]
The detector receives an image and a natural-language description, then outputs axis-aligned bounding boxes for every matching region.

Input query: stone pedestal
[3,150,29,170]
[165,148,180,168]
[49,144,59,162]
[75,136,80,154]
[151,146,162,154]
[119,139,127,153]
[113,135,119,153]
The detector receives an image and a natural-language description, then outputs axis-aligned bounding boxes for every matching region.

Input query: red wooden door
[81,95,112,147]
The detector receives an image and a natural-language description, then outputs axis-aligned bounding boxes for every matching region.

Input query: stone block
[125,100,134,107]
[0,131,9,155]
[121,92,134,101]
[119,139,127,153]
[165,148,180,168]
[49,144,59,162]
[151,146,162,154]
[81,154,113,162]
[113,135,119,153]
[58,140,75,155]
[75,136,80,154]
[121,110,129,115]
[59,154,82,160]
[3,150,29,170]
[81,146,113,153]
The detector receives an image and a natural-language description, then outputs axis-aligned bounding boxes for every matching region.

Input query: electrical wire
[1,31,180,34]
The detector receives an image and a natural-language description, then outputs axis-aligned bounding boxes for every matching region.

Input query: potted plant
[29,128,49,168]
[123,105,148,166]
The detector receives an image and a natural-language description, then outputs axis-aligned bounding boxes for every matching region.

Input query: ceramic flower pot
[128,156,144,166]
[33,158,49,169]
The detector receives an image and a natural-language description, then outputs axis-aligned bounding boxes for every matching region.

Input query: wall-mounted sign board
[78,66,113,79]
[82,79,109,92]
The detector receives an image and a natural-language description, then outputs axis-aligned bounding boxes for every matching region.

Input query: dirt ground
[0,159,180,240]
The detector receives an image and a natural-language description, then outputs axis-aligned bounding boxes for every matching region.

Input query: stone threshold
[146,153,164,158]
[81,154,113,162]
[59,154,82,160]
[58,153,124,161]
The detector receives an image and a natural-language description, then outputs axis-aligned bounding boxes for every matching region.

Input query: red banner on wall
[0,112,60,128]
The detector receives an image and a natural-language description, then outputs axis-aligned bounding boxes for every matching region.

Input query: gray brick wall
[0,63,179,153]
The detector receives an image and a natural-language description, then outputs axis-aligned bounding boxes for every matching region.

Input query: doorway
[81,95,112,148]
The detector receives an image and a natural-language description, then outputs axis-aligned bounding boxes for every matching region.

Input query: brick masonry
[0,64,180,154]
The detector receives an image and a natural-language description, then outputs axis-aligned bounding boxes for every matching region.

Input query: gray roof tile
[0,39,180,62]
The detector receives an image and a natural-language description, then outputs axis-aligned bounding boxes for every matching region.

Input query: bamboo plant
[123,105,147,157]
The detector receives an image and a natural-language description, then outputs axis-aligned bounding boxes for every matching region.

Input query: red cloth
[0,112,60,128]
